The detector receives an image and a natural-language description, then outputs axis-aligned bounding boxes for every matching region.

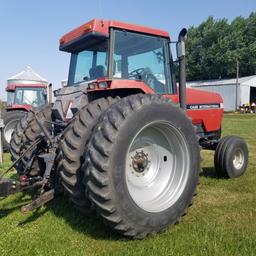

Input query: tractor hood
[185,87,223,108]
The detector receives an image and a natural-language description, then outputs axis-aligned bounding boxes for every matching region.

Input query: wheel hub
[131,150,150,174]
[233,149,244,169]
[125,121,190,213]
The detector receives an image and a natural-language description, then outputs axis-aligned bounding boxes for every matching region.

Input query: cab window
[112,30,173,94]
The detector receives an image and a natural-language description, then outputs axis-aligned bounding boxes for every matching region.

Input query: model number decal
[187,104,220,110]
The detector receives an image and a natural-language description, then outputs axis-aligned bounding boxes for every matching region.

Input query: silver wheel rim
[233,149,244,170]
[4,119,18,143]
[125,121,190,213]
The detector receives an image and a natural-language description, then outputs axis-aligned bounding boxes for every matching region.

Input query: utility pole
[235,59,239,111]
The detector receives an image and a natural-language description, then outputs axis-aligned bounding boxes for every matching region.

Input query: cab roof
[6,84,47,92]
[59,19,170,51]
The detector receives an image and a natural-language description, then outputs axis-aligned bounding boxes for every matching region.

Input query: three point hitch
[0,176,55,212]
[0,109,58,213]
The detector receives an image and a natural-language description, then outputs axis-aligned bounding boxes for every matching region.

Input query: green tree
[186,12,256,81]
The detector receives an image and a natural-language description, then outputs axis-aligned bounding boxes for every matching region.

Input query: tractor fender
[52,85,88,121]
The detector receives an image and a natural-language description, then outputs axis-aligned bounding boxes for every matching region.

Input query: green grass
[0,114,255,256]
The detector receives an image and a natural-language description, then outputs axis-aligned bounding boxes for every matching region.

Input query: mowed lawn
[0,114,255,256]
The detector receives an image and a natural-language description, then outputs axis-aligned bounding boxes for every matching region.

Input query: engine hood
[185,87,223,105]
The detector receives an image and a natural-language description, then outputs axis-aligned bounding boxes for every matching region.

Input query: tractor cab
[6,65,50,111]
[3,84,48,147]
[6,85,47,109]
[60,19,176,95]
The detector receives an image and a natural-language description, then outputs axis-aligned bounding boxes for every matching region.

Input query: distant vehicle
[2,66,52,150]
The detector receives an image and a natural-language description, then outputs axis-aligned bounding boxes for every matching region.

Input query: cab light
[98,81,108,89]
[84,24,92,31]
[88,82,97,90]
[59,38,65,45]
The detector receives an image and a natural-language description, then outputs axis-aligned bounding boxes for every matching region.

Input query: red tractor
[0,19,248,239]
[3,70,52,150]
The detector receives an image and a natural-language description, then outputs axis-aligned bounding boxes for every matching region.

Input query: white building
[187,75,256,111]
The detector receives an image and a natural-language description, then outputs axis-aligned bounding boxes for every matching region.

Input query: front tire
[214,136,248,178]
[85,94,200,238]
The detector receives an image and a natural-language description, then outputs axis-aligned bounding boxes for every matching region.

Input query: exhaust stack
[48,83,53,104]
[177,28,187,110]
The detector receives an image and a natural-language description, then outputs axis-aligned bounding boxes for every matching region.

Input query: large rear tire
[58,97,119,211]
[3,111,27,151]
[19,105,53,176]
[10,111,34,172]
[85,94,200,238]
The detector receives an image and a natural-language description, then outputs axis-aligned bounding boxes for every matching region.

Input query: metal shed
[187,75,256,111]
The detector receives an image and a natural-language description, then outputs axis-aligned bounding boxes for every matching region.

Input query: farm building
[187,75,256,111]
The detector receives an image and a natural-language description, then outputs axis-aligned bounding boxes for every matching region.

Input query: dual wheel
[58,94,200,238]
[58,94,249,238]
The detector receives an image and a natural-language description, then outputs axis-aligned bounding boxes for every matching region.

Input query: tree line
[186,12,256,81]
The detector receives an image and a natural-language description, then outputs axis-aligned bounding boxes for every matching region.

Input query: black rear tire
[3,111,27,151]
[85,94,200,238]
[58,97,119,212]
[10,111,34,172]
[19,104,53,176]
[214,136,248,178]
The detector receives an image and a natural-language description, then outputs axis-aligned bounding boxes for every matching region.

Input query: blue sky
[0,0,255,99]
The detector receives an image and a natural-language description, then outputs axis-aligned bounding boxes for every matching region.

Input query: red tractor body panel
[60,19,169,47]
[102,79,155,93]
[87,79,224,133]
[6,104,32,112]
[6,83,47,91]
[167,88,223,131]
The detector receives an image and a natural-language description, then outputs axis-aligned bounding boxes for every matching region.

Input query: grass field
[0,114,255,256]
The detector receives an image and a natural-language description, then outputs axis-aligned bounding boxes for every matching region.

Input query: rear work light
[98,81,108,89]
[88,82,97,90]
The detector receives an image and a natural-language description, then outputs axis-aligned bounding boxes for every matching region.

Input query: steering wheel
[128,68,145,79]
